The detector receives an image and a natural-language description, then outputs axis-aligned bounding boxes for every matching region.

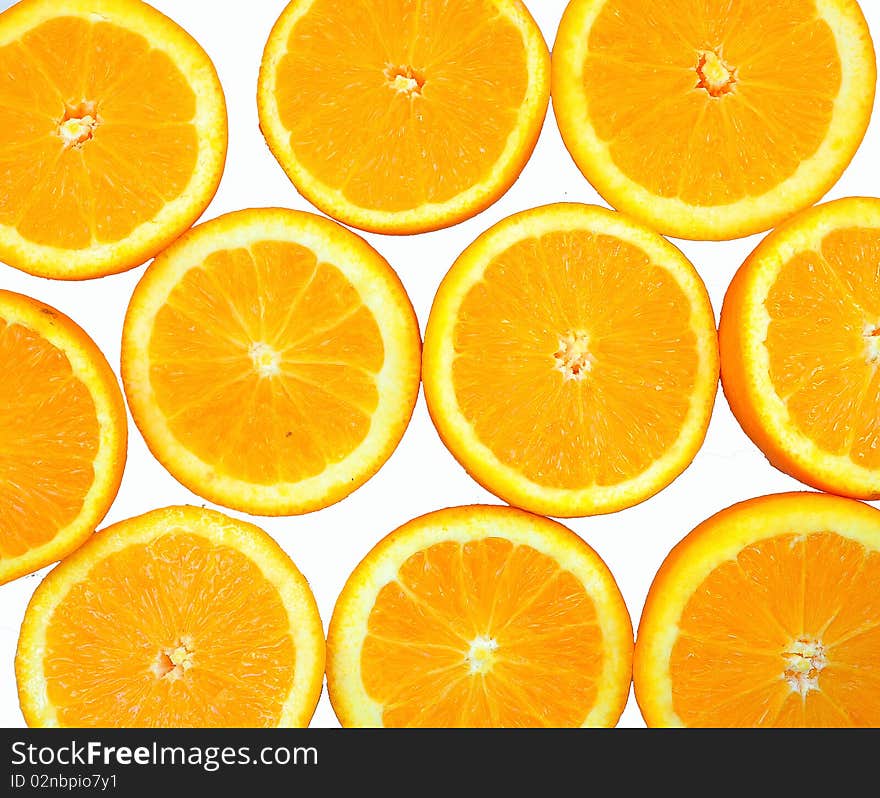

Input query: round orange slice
[423,203,719,517]
[257,0,550,234]
[552,0,876,241]
[16,506,325,727]
[122,208,421,516]
[0,0,227,279]
[635,492,880,728]
[0,289,126,585]
[720,197,880,500]
[327,505,633,727]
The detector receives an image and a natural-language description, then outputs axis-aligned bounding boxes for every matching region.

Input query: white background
[1,0,879,729]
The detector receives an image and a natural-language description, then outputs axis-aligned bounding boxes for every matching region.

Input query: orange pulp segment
[720,197,880,499]
[552,0,876,240]
[0,289,126,585]
[423,203,719,517]
[0,0,227,278]
[327,505,633,727]
[635,492,880,727]
[258,0,550,234]
[122,208,421,516]
[16,506,325,727]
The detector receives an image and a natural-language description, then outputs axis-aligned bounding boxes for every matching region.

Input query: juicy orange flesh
[362,537,602,727]
[0,319,99,558]
[0,16,197,248]
[671,531,880,727]
[43,532,296,728]
[765,227,880,468]
[274,0,530,211]
[148,242,384,484]
[581,0,840,205]
[452,231,698,488]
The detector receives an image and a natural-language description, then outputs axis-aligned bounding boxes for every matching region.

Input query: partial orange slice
[257,0,550,234]
[327,505,633,727]
[16,506,324,727]
[122,208,421,516]
[720,198,880,499]
[0,290,126,585]
[423,203,719,517]
[0,0,227,279]
[635,492,880,728]
[552,0,876,240]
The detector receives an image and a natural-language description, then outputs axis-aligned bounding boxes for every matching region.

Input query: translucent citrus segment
[0,290,126,585]
[0,324,98,553]
[635,493,880,727]
[327,506,633,727]
[720,198,880,499]
[0,0,227,279]
[258,0,550,234]
[581,0,839,205]
[766,238,880,464]
[122,208,421,516]
[552,0,876,240]
[45,533,295,727]
[364,539,602,727]
[149,246,383,485]
[16,507,325,728]
[423,204,719,517]
[454,232,699,487]
[4,18,197,247]
[672,532,880,727]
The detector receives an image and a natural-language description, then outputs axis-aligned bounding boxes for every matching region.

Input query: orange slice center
[465,635,498,675]
[385,64,425,96]
[249,341,282,378]
[782,638,826,697]
[554,330,593,380]
[154,639,196,680]
[695,50,737,97]
[58,100,100,148]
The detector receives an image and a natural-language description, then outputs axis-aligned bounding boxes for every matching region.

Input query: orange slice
[327,505,633,727]
[122,208,421,516]
[423,203,719,517]
[257,0,550,234]
[552,0,876,241]
[0,289,126,585]
[16,506,325,727]
[635,492,880,728]
[720,197,880,499]
[0,0,227,279]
